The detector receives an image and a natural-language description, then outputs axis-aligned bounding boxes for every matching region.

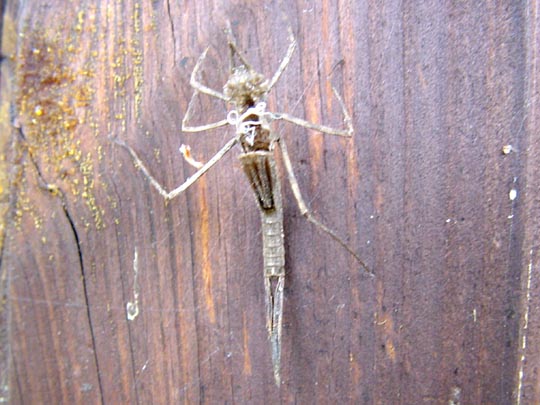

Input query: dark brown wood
[1,0,538,403]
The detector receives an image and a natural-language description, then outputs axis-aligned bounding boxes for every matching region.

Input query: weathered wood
[1,0,538,403]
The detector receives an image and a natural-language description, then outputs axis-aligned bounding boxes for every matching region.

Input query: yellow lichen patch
[14,22,105,230]
[0,16,18,252]
[79,152,105,229]
[132,2,144,123]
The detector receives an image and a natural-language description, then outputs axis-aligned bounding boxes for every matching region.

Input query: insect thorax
[240,124,271,152]
[224,66,269,110]
[226,100,274,152]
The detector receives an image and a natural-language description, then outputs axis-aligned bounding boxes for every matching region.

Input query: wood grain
[1,0,538,403]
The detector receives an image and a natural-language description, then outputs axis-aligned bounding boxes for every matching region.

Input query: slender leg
[114,137,237,200]
[272,87,354,137]
[278,138,373,276]
[181,89,230,132]
[182,118,229,133]
[179,144,204,169]
[225,20,255,71]
[189,47,228,101]
[267,26,297,91]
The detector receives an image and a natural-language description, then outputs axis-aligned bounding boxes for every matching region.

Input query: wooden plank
[0,0,537,403]
[516,1,540,403]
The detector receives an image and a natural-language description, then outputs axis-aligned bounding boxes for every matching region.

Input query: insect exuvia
[115,23,372,386]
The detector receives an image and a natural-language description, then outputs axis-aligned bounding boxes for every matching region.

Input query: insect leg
[181,90,229,132]
[189,47,228,101]
[272,87,353,137]
[114,136,237,201]
[267,26,297,91]
[277,138,372,275]
[225,20,255,71]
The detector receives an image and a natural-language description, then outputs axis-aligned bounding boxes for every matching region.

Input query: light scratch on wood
[516,249,535,405]
[126,248,140,321]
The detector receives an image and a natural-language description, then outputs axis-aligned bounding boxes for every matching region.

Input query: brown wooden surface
[1,0,539,403]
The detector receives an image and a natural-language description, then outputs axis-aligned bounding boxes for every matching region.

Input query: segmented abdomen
[238,150,285,277]
[262,208,285,277]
